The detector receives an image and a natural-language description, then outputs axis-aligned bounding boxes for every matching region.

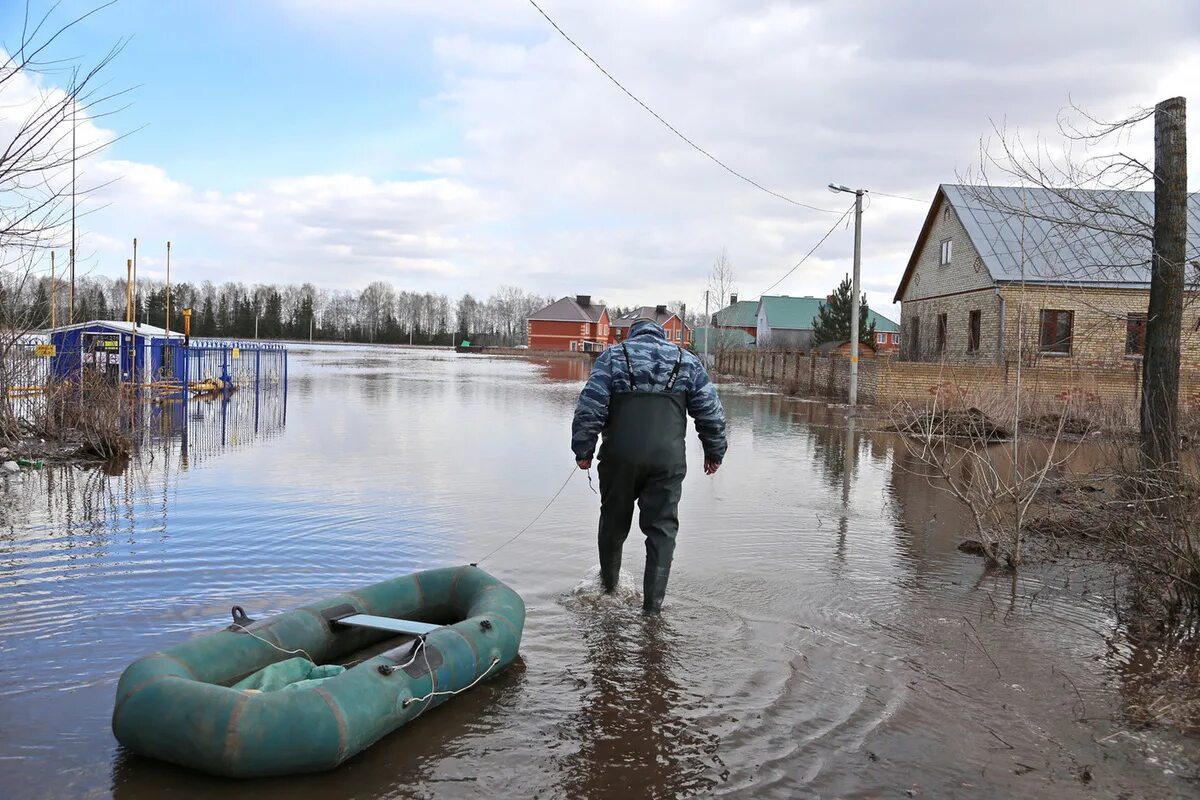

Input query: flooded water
[1,345,1197,799]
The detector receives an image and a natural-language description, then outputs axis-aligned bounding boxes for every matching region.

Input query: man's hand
[704,460,720,475]
[577,458,593,470]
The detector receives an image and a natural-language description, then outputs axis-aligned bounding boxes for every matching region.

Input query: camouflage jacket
[571,320,728,463]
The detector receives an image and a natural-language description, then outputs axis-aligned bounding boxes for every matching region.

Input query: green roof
[759,295,899,332]
[693,327,755,350]
[713,300,758,328]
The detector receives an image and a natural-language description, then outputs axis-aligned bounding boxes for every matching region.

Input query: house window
[1039,310,1073,354]
[967,310,981,353]
[939,238,953,265]
[1125,313,1147,357]
[580,324,588,337]
[936,313,947,354]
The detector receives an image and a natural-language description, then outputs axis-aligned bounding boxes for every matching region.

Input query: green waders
[597,345,688,614]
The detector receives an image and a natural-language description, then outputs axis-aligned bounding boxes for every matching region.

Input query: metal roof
[527,296,607,323]
[45,319,186,338]
[611,306,680,328]
[759,296,899,332]
[896,184,1200,301]
[713,300,759,328]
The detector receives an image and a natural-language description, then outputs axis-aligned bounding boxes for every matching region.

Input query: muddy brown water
[0,345,1197,799]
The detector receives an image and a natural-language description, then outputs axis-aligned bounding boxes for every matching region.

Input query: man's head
[628,318,666,339]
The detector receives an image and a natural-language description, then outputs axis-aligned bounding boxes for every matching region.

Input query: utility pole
[309,315,314,342]
[703,289,709,364]
[829,183,866,407]
[165,241,172,338]
[70,66,76,326]
[1142,96,1187,473]
[50,251,56,331]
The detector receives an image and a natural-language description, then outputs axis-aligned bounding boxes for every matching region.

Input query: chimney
[576,295,591,306]
[730,293,738,305]
[655,304,667,315]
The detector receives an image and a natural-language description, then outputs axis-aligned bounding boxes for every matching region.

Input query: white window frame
[939,238,953,266]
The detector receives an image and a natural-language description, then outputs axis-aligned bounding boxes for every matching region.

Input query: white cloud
[22,1,1200,322]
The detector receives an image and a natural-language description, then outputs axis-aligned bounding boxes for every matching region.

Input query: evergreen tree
[811,274,876,346]
[30,283,50,327]
[201,296,216,335]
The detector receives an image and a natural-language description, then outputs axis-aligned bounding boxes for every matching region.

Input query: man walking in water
[571,318,728,614]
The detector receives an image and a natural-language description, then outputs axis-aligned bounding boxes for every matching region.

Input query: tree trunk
[1141,96,1187,473]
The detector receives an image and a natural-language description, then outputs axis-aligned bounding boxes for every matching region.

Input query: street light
[828,182,866,408]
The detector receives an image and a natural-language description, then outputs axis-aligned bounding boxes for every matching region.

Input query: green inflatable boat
[112,565,524,777]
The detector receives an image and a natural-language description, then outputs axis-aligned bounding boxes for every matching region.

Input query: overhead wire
[752,203,856,299]
[525,0,840,215]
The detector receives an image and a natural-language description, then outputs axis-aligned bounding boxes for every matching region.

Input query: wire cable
[474,464,579,564]
[526,0,839,215]
[870,190,926,203]
[753,203,855,298]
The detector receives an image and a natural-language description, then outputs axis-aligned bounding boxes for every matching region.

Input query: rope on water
[474,464,583,564]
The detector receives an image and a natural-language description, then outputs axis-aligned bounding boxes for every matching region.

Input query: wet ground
[1,345,1197,799]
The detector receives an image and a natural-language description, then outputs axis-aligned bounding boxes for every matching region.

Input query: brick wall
[900,195,994,303]
[716,349,1200,423]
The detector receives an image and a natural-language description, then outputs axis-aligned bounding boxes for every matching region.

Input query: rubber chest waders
[597,344,687,613]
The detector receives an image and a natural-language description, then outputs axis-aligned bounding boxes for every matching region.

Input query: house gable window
[1039,309,1073,354]
[936,313,947,354]
[939,238,953,266]
[1125,313,1147,357]
[967,309,981,353]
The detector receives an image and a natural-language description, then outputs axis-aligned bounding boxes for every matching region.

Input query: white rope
[402,640,502,712]
[230,622,316,664]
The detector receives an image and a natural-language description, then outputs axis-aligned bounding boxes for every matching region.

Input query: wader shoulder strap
[621,343,636,392]
[665,347,684,391]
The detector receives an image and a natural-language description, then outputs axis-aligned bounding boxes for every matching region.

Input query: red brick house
[610,305,692,346]
[526,295,610,352]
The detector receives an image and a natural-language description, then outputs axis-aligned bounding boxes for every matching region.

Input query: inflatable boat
[112,565,524,777]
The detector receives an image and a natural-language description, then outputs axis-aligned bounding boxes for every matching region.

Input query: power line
[526,0,840,215]
[753,203,855,298]
[870,190,926,203]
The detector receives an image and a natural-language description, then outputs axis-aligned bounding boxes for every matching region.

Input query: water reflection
[560,605,720,799]
[2,348,1199,799]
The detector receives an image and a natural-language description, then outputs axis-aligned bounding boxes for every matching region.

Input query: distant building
[812,339,878,358]
[693,326,756,353]
[610,305,692,346]
[893,184,1200,365]
[526,295,610,352]
[755,295,899,351]
[711,293,759,338]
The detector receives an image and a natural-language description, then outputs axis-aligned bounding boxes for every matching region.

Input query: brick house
[526,295,610,352]
[755,294,899,351]
[894,184,1200,366]
[610,305,692,346]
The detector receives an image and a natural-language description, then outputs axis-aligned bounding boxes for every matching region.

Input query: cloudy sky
[4,0,1199,319]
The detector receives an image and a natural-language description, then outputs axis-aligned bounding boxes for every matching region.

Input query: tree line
[10,275,561,347]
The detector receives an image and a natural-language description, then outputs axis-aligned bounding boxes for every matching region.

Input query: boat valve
[479,619,493,631]
[378,664,396,676]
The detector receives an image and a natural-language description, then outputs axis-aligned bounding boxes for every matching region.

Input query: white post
[849,189,863,407]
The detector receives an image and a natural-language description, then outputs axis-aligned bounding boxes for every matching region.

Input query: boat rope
[229,622,317,664]
[402,635,501,712]
[474,464,589,564]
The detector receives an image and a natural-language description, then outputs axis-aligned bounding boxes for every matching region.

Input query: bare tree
[706,247,738,365]
[0,2,124,441]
